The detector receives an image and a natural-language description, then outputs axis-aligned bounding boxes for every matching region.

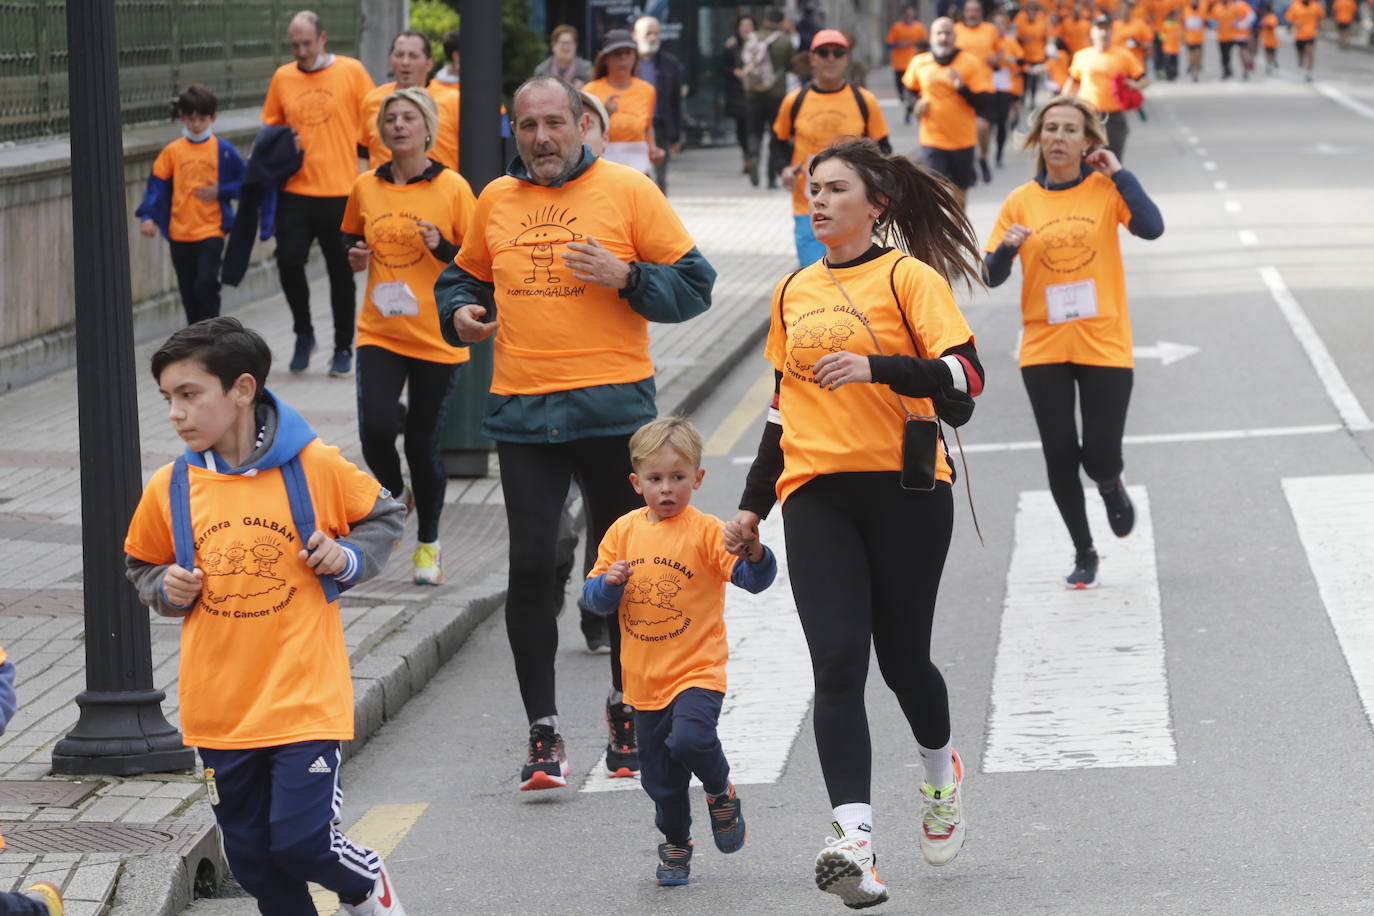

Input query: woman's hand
[813,351,872,390]
[417,219,441,251]
[347,241,371,273]
[1002,223,1033,248]
[726,511,761,555]
[1085,148,1122,177]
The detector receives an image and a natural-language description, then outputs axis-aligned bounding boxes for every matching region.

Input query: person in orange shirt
[124,317,406,915]
[1210,0,1244,77]
[436,76,716,791]
[775,29,891,264]
[1066,15,1151,158]
[903,17,994,210]
[1258,2,1281,74]
[1112,2,1156,67]
[887,4,930,123]
[991,11,1027,168]
[1045,27,1074,90]
[342,88,475,588]
[137,85,245,326]
[357,30,460,173]
[1334,0,1358,49]
[261,11,375,379]
[1181,0,1208,78]
[584,29,664,176]
[955,0,1002,181]
[984,96,1163,588]
[732,138,984,910]
[584,418,776,887]
[1158,9,1184,78]
[1015,0,1052,107]
[1286,0,1324,80]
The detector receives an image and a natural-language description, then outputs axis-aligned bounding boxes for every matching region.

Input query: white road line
[581,513,812,791]
[1238,229,1258,246]
[1195,147,1208,155]
[1315,83,1374,122]
[1283,474,1374,735]
[1203,160,1218,171]
[985,487,1174,772]
[1213,180,1229,190]
[1224,199,1241,214]
[957,423,1342,454]
[1259,266,1374,431]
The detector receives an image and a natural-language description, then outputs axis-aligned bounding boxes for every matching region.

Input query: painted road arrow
[1133,340,1200,365]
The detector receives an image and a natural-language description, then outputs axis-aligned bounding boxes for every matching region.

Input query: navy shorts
[921,145,977,190]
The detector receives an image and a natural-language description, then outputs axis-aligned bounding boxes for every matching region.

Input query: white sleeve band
[940,355,968,394]
[767,407,782,425]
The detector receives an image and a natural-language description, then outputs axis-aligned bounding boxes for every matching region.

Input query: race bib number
[1185,15,1203,29]
[1046,279,1099,324]
[372,281,420,318]
[993,68,1013,91]
[604,140,652,176]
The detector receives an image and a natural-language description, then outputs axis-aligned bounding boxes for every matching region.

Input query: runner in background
[1333,0,1358,50]
[954,0,1002,183]
[983,96,1164,589]
[1157,8,1184,79]
[991,11,1026,169]
[1114,2,1155,70]
[1285,0,1324,81]
[1182,0,1207,79]
[1065,14,1151,159]
[1258,2,1280,74]
[1014,0,1051,111]
[887,5,930,124]
[584,29,664,176]
[358,31,460,173]
[741,8,795,189]
[1209,0,1243,79]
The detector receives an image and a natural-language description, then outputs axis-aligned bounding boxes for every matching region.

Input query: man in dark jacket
[633,16,684,194]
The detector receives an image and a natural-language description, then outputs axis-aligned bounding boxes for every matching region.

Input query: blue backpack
[168,454,344,603]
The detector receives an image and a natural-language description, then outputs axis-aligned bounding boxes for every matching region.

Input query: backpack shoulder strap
[169,456,195,571]
[280,454,342,602]
[788,84,812,129]
[774,266,806,332]
[850,83,871,137]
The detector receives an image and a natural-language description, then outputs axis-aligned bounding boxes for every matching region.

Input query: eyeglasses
[813,47,848,58]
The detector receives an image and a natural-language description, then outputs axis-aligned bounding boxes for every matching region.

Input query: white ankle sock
[833,802,873,847]
[533,715,559,733]
[919,739,955,787]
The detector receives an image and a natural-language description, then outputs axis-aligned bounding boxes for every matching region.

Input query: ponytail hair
[809,138,984,291]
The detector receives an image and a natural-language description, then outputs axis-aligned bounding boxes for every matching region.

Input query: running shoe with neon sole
[920,748,966,866]
[605,700,640,777]
[706,783,746,853]
[519,723,569,790]
[339,859,405,914]
[1099,477,1135,537]
[656,840,693,886]
[1066,549,1099,590]
[412,543,442,586]
[814,824,887,909]
[25,882,64,916]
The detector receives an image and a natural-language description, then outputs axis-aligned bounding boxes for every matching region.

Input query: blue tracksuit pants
[199,740,377,915]
[0,892,48,914]
[635,687,731,845]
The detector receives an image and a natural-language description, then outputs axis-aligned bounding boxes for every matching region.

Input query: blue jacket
[135,135,246,241]
[0,656,14,735]
[222,126,304,286]
[434,147,716,444]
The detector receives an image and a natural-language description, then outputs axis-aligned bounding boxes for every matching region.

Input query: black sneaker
[580,606,611,654]
[1066,549,1099,590]
[1099,477,1135,537]
[328,348,353,378]
[605,700,639,778]
[519,724,569,791]
[979,157,993,184]
[289,334,315,373]
[656,840,693,886]
[706,784,746,853]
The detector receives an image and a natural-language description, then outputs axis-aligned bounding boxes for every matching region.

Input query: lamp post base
[51,689,196,776]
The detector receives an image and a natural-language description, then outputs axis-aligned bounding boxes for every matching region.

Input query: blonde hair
[629,417,704,470]
[1022,95,1109,175]
[378,87,438,154]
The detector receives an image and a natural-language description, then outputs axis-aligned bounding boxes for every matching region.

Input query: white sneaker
[920,748,966,866]
[339,860,405,915]
[814,825,888,909]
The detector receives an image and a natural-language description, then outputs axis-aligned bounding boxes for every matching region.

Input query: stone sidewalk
[0,142,796,915]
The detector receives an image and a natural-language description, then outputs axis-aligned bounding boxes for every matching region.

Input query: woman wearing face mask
[535,24,594,88]
[584,29,664,175]
[341,88,477,586]
[983,96,1163,590]
[731,139,984,910]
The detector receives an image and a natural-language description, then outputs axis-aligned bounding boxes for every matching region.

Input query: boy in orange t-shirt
[124,318,407,915]
[585,418,777,887]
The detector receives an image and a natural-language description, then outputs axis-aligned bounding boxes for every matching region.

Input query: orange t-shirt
[1182,4,1209,42]
[902,51,993,150]
[151,136,226,242]
[359,82,461,173]
[1015,11,1050,61]
[996,37,1027,95]
[342,167,476,365]
[123,441,381,749]
[1069,46,1144,112]
[1211,1,1244,41]
[1114,19,1155,64]
[1059,15,1095,51]
[1334,0,1358,24]
[986,173,1136,368]
[1047,47,1072,87]
[765,249,974,505]
[954,20,1002,64]
[584,76,657,143]
[1160,19,1184,54]
[774,83,890,215]
[453,157,696,396]
[589,505,739,711]
[261,56,375,198]
[1260,12,1280,47]
[1285,0,1324,40]
[887,20,930,71]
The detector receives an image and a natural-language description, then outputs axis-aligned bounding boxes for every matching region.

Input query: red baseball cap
[810,29,850,51]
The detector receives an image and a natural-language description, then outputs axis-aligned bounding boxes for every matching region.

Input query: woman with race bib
[983,96,1162,590]
[584,29,664,176]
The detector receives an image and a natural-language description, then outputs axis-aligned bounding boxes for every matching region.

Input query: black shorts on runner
[1296,38,1314,53]
[921,145,976,190]
[1186,42,1203,50]
[1337,22,1351,32]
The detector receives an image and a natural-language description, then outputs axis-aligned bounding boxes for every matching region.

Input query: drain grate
[2,822,214,854]
[0,781,101,808]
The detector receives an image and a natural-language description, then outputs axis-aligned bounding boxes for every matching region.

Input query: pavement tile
[60,860,119,902]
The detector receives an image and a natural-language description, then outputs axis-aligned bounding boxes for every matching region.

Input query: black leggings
[993,91,1018,162]
[497,435,642,722]
[784,472,954,807]
[355,346,462,543]
[1021,362,1133,553]
[274,192,356,352]
[169,236,223,324]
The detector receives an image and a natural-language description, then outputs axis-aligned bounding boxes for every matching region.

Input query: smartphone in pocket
[901,417,939,491]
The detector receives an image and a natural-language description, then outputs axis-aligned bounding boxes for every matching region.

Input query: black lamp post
[50,0,195,775]
[459,0,504,192]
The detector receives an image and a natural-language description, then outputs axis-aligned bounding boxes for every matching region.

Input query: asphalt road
[187,41,1374,916]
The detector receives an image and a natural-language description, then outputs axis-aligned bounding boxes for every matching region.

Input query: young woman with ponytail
[727,139,984,910]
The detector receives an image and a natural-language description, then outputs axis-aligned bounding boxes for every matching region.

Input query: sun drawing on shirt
[511,204,583,285]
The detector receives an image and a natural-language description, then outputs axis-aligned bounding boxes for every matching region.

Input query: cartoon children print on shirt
[623,573,686,628]
[1037,217,1097,272]
[200,536,289,605]
[511,204,582,284]
[787,310,861,376]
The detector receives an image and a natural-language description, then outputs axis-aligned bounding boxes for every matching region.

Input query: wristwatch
[622,262,641,293]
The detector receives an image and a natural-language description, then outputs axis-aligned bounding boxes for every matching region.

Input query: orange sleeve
[123,465,176,566]
[966,57,996,93]
[897,259,975,358]
[305,442,383,536]
[985,194,1020,252]
[902,59,922,91]
[152,144,175,180]
[916,23,929,42]
[341,176,366,235]
[1123,49,1146,78]
[887,23,901,43]
[861,88,891,140]
[448,173,477,246]
[774,90,798,140]
[706,517,741,582]
[764,273,790,371]
[354,59,378,103]
[261,72,285,126]
[452,187,496,281]
[588,514,627,578]
[630,174,696,264]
